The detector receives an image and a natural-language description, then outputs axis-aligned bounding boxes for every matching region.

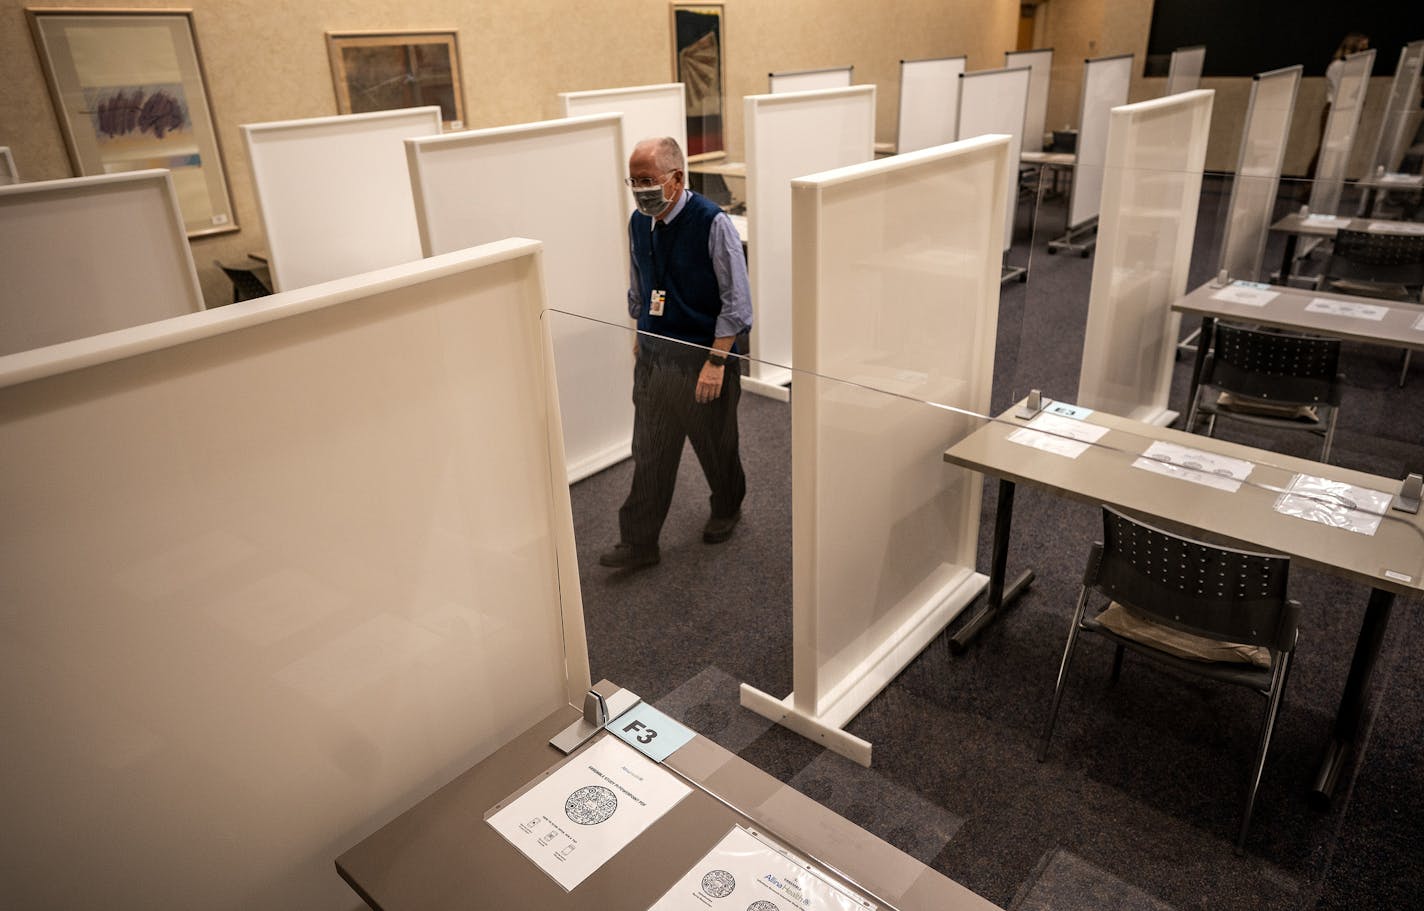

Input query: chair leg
[1320,406,1339,463]
[1238,651,1292,853]
[1185,387,1201,433]
[1039,587,1092,762]
[1401,349,1412,389]
[1205,414,1217,438]
[1110,644,1125,683]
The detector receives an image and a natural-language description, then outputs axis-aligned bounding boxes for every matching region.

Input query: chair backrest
[216,261,271,303]
[1208,323,1340,404]
[1332,229,1424,267]
[1087,507,1297,653]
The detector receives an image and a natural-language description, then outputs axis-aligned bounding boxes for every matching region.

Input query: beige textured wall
[1,0,1017,309]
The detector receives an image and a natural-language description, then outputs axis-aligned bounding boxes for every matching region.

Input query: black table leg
[1311,586,1395,808]
[1184,316,1215,430]
[950,478,1034,654]
[1277,234,1299,285]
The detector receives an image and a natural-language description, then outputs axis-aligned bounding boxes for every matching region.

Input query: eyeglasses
[623,171,676,189]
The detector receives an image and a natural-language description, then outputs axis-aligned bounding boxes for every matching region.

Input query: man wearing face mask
[600,136,752,570]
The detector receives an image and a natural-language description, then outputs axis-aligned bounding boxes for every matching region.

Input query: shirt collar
[656,188,690,227]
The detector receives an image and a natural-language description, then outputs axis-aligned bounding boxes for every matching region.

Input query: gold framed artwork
[26,8,238,238]
[326,30,465,131]
[669,3,725,158]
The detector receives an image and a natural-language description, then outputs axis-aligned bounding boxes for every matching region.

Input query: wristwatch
[706,351,728,367]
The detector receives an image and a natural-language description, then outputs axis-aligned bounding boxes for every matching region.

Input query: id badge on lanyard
[649,289,666,317]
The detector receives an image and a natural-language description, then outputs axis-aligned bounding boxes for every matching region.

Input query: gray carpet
[569,174,1424,910]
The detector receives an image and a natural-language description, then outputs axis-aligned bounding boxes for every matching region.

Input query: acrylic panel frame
[0,170,204,357]
[404,114,633,482]
[669,2,726,159]
[1068,54,1134,231]
[0,238,590,910]
[1364,40,1424,176]
[957,66,1030,253]
[738,135,1009,765]
[241,107,442,292]
[559,82,687,219]
[1217,66,1301,282]
[769,66,854,94]
[743,86,876,396]
[895,56,966,154]
[1006,48,1053,152]
[25,7,237,237]
[1077,89,1214,425]
[1308,49,1376,216]
[1165,45,1206,95]
[326,30,466,131]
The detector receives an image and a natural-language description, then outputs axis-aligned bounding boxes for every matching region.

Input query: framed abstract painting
[669,3,725,158]
[327,30,465,132]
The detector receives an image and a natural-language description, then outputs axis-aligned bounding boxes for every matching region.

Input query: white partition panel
[1165,45,1207,95]
[242,107,442,291]
[1068,54,1134,231]
[745,86,876,394]
[1365,41,1424,175]
[0,146,16,185]
[0,171,204,357]
[560,83,687,219]
[1006,48,1053,151]
[896,56,966,153]
[1078,90,1214,425]
[958,67,1031,252]
[1218,66,1301,281]
[0,239,589,910]
[739,135,1008,766]
[1308,49,1376,216]
[406,114,632,482]
[770,66,854,94]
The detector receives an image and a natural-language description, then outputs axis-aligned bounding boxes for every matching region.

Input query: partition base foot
[1046,220,1098,256]
[743,376,791,401]
[738,685,874,766]
[1001,264,1027,284]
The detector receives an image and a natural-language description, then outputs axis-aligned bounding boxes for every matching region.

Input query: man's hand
[695,361,725,404]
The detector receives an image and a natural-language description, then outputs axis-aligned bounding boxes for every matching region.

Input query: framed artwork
[669,3,725,159]
[26,8,238,238]
[326,30,465,132]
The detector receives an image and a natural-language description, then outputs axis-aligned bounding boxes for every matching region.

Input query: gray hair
[648,136,685,173]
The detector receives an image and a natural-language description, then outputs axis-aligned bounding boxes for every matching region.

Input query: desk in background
[1269,213,1424,283]
[944,403,1422,806]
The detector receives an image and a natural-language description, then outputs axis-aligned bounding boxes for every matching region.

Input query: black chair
[1317,228,1424,386]
[1038,507,1299,852]
[1185,323,1343,462]
[216,261,272,304]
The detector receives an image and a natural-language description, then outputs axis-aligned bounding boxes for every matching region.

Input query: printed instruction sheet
[1006,412,1110,459]
[1131,440,1255,493]
[649,825,875,911]
[487,735,692,891]
[1305,298,1388,321]
[1209,281,1278,307]
[1273,473,1392,536]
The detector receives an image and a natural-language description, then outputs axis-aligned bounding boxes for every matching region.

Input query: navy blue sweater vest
[629,191,725,349]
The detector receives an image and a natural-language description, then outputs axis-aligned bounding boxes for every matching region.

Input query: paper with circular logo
[487,735,691,891]
[648,825,875,910]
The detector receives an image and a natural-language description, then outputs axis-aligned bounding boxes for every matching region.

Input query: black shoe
[702,510,741,544]
[598,544,660,569]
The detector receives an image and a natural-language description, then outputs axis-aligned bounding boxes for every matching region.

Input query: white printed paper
[1006,412,1110,459]
[1376,172,1421,185]
[1368,220,1424,234]
[488,736,692,891]
[1304,213,1351,226]
[1273,473,1392,536]
[1210,282,1279,307]
[1131,441,1255,492]
[649,826,874,911]
[1305,298,1388,321]
[1414,313,1424,331]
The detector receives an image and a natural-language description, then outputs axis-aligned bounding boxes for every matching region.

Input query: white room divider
[559,83,687,218]
[1052,54,1133,254]
[1218,66,1301,281]
[1364,40,1424,176]
[895,56,966,153]
[242,107,442,292]
[405,114,632,482]
[1308,49,1376,216]
[1005,48,1053,152]
[0,171,203,357]
[0,146,16,185]
[770,66,854,93]
[0,238,589,910]
[1165,45,1207,95]
[958,66,1031,262]
[739,135,1010,766]
[1077,90,1214,425]
[744,86,876,397]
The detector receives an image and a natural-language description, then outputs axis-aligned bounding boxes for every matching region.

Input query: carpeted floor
[568,174,1424,910]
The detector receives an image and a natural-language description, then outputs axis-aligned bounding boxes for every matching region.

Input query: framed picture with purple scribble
[326,30,466,132]
[26,8,237,238]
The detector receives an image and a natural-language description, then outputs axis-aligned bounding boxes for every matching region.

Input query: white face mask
[631,178,672,217]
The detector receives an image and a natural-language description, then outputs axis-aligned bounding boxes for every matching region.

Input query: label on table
[1273,474,1392,537]
[1377,172,1419,184]
[648,825,876,911]
[487,736,691,891]
[609,702,695,763]
[1304,214,1351,226]
[1043,400,1094,420]
[1210,281,1279,307]
[1006,412,1110,459]
[1305,298,1388,321]
[1131,441,1255,493]
[1368,220,1424,234]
